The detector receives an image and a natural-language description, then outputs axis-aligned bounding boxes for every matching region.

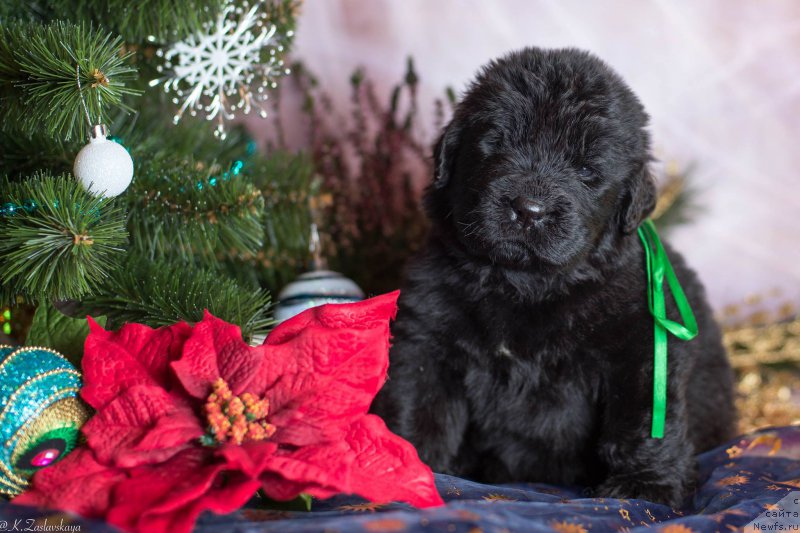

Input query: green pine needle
[0,173,128,304]
[0,20,140,141]
[245,151,318,292]
[127,155,266,262]
[82,256,273,340]
[47,0,227,43]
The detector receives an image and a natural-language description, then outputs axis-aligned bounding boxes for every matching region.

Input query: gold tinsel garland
[721,301,800,434]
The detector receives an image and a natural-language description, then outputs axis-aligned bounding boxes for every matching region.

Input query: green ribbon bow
[637,220,698,439]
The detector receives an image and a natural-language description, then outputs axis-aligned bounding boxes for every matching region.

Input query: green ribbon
[637,220,698,439]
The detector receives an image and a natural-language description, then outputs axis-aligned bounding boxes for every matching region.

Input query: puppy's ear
[432,120,461,189]
[618,164,657,234]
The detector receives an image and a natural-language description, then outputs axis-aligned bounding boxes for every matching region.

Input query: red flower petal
[107,448,261,533]
[83,384,204,468]
[82,318,192,409]
[342,415,444,508]
[259,441,354,501]
[13,449,127,519]
[250,292,400,446]
[171,310,265,399]
[259,473,340,501]
[266,291,400,344]
[255,414,443,508]
[215,441,279,478]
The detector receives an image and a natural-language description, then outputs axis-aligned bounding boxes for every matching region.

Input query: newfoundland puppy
[372,47,736,506]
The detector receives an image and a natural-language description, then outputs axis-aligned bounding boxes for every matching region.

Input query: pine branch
[0,173,128,305]
[114,102,255,165]
[127,155,265,262]
[0,20,140,141]
[0,99,252,179]
[0,1,48,21]
[47,0,226,43]
[235,151,318,292]
[82,256,273,340]
[0,106,269,268]
[0,130,78,179]
[44,0,300,44]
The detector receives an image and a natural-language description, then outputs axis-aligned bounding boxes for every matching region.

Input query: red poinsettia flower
[14,291,443,533]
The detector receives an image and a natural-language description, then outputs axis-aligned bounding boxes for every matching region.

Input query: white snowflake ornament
[151,0,292,139]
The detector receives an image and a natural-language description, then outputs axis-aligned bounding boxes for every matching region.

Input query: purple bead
[30,448,60,467]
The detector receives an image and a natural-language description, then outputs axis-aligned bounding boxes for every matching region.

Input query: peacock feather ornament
[0,345,89,496]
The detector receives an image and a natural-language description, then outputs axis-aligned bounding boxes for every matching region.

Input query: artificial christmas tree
[0,0,313,341]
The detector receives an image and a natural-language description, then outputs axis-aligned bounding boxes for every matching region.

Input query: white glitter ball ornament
[73,124,134,198]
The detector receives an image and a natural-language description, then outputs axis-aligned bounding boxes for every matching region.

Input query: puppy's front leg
[372,343,469,473]
[595,364,694,507]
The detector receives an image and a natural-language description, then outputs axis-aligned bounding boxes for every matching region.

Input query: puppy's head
[426,48,655,271]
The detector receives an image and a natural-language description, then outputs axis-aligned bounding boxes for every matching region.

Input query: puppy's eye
[577,166,598,183]
[479,135,501,155]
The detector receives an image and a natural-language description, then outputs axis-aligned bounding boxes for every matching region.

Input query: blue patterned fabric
[2,426,799,532]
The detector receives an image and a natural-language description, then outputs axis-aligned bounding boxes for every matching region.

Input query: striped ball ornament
[274,270,365,324]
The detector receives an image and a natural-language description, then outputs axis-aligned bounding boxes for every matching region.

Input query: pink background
[257,0,800,315]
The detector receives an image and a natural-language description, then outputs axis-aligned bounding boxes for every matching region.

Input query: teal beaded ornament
[0,345,90,496]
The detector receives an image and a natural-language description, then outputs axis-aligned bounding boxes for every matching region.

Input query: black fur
[371,47,736,507]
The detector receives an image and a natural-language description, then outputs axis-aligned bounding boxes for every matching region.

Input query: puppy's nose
[511,197,547,224]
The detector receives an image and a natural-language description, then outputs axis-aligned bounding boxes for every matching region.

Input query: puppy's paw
[596,475,686,508]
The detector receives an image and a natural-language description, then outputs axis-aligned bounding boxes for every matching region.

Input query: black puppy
[372,47,736,507]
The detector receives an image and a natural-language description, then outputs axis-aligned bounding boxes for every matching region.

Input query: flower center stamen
[203,378,276,445]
